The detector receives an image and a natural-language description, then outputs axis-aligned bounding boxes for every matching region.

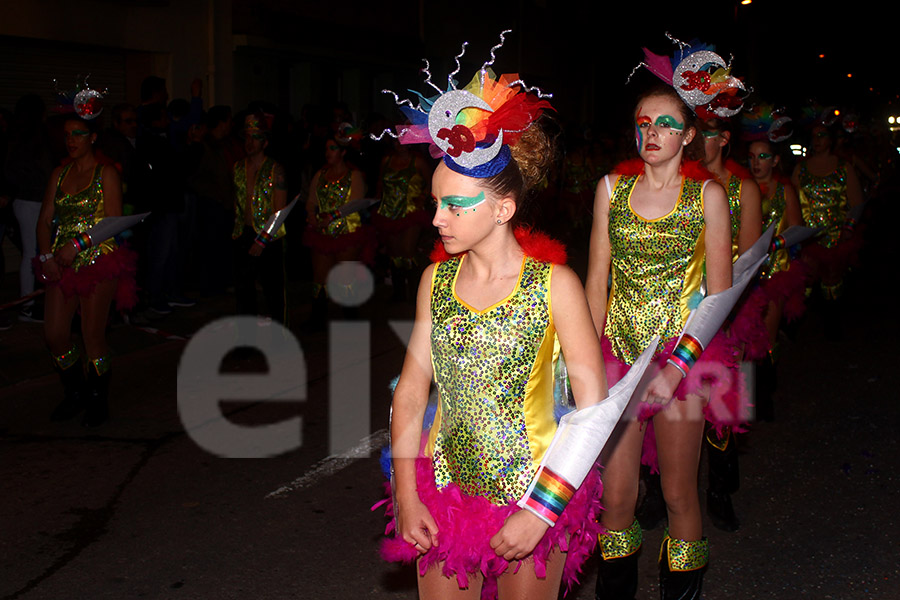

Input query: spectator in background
[4,94,54,322]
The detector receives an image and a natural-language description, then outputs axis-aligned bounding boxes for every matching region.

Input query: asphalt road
[1,191,898,599]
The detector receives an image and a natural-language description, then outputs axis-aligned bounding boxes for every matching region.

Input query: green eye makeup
[66,129,90,138]
[654,115,684,132]
[701,130,719,139]
[436,191,486,215]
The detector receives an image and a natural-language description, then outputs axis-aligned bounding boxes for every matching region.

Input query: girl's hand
[55,242,78,267]
[248,242,264,257]
[42,257,61,282]
[489,510,550,561]
[396,493,439,555]
[643,363,684,406]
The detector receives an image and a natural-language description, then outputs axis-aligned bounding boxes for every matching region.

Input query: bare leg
[418,560,483,600]
[496,550,566,600]
[599,418,645,531]
[44,286,80,356]
[653,394,706,541]
[80,279,117,361]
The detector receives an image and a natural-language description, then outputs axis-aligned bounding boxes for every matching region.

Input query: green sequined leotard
[759,181,790,278]
[232,157,286,240]
[426,255,559,505]
[797,162,849,249]
[52,163,117,271]
[378,159,423,220]
[312,169,362,237]
[604,175,707,364]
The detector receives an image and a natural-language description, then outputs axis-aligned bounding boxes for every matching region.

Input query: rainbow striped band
[254,231,274,248]
[71,232,92,253]
[667,334,703,377]
[770,235,786,251]
[523,466,575,526]
[843,217,858,231]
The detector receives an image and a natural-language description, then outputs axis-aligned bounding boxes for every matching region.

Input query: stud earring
[496,219,502,225]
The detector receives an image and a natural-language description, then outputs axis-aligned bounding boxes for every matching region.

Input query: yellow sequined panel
[428,256,557,505]
[798,162,848,248]
[759,182,790,279]
[313,170,361,236]
[604,175,706,364]
[52,164,116,271]
[232,158,286,240]
[725,175,743,258]
[378,162,423,219]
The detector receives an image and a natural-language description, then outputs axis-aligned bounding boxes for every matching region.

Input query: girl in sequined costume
[384,118,611,600]
[745,137,806,421]
[302,133,371,320]
[36,115,137,428]
[586,84,735,598]
[790,122,864,336]
[374,139,432,300]
[232,112,288,323]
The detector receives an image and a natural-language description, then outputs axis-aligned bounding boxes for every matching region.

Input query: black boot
[636,465,667,531]
[82,358,111,428]
[658,535,707,600]
[303,287,329,332]
[705,428,740,532]
[596,519,641,600]
[50,350,86,421]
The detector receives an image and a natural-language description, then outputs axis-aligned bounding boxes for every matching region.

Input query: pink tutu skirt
[34,245,138,311]
[376,457,603,599]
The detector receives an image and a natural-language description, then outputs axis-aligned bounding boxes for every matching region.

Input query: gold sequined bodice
[798,162,849,248]
[725,174,742,257]
[232,157,286,240]
[604,175,707,364]
[377,160,423,219]
[313,169,361,236]
[759,181,790,278]
[427,255,558,504]
[52,163,116,270]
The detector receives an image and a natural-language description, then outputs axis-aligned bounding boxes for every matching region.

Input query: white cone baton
[259,193,302,239]
[843,200,866,232]
[70,213,150,250]
[518,337,660,526]
[770,225,820,253]
[336,197,379,217]
[667,224,776,377]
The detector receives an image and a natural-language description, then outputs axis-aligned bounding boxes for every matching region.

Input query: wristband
[254,231,274,248]
[522,467,575,526]
[70,232,92,253]
[843,217,858,232]
[770,234,786,251]
[667,334,703,377]
[39,253,55,263]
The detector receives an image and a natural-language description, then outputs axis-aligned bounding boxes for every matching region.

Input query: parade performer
[374,137,432,301]
[36,85,138,428]
[375,32,625,600]
[741,104,806,421]
[303,123,373,322]
[586,36,746,598]
[232,111,288,323]
[791,113,864,340]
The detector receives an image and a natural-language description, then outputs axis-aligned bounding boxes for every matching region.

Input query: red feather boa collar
[429,227,567,265]
[611,158,713,181]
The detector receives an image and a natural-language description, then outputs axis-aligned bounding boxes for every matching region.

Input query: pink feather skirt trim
[601,335,749,473]
[34,245,138,311]
[376,457,603,599]
[760,260,810,322]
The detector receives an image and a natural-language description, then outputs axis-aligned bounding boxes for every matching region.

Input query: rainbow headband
[373,30,554,178]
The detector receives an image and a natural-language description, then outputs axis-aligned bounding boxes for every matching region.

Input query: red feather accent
[429,227,567,265]
[725,158,753,182]
[611,159,713,182]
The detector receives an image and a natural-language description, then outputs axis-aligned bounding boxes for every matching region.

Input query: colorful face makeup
[435,191,486,216]
[65,129,90,139]
[635,115,652,150]
[654,115,684,133]
[701,130,720,140]
[751,152,774,161]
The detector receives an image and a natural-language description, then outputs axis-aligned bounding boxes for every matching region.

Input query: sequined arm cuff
[770,233,787,251]
[842,216,858,232]
[667,333,703,377]
[521,466,576,526]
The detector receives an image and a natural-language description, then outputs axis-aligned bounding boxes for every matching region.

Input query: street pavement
[1,192,898,599]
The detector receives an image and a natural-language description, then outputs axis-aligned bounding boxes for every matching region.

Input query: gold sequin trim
[600,518,642,559]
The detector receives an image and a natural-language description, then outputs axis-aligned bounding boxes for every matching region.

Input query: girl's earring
[496,219,502,225]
